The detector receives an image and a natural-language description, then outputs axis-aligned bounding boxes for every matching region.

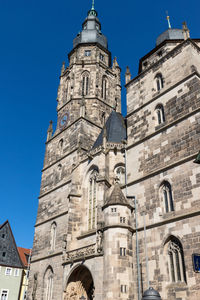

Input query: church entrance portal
[64,265,94,300]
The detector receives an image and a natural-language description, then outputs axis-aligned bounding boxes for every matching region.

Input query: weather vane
[166,11,171,29]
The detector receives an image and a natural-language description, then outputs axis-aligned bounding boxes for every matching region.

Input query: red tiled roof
[17,247,31,268]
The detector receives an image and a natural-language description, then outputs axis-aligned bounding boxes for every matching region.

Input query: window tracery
[82,72,89,96]
[155,104,165,125]
[44,267,54,300]
[160,181,174,213]
[114,166,125,185]
[167,238,186,283]
[155,73,164,91]
[50,222,57,251]
[88,170,98,230]
[102,76,107,100]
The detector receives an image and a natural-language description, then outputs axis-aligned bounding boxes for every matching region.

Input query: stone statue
[32,273,38,300]
[62,234,67,252]
[96,230,103,253]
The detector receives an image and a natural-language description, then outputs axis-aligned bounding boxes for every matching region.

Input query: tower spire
[166,11,171,29]
[92,0,95,10]
[88,0,97,16]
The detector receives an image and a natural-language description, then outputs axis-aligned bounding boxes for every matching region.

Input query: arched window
[155,104,165,125]
[82,72,89,96]
[102,76,107,100]
[114,166,125,185]
[44,267,54,300]
[50,222,56,251]
[88,170,98,230]
[58,139,63,154]
[166,237,186,283]
[66,77,70,100]
[160,181,174,213]
[155,73,164,91]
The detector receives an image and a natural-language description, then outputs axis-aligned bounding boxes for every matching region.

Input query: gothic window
[66,77,70,100]
[155,73,164,91]
[101,76,107,100]
[166,237,186,283]
[114,165,125,185]
[58,139,63,154]
[88,170,98,230]
[50,222,57,251]
[82,72,89,96]
[155,104,165,125]
[160,181,174,213]
[44,267,53,300]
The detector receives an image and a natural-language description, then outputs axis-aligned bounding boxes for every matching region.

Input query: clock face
[59,112,69,129]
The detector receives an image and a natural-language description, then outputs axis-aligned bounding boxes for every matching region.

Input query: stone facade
[27,6,200,300]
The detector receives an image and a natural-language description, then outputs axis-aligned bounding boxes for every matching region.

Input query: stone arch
[64,265,94,300]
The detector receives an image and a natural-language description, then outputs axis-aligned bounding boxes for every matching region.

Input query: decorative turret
[73,0,108,50]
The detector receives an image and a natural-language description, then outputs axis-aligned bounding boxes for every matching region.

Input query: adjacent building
[0,221,31,300]
[26,3,200,300]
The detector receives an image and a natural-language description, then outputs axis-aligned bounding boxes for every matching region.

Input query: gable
[0,221,23,268]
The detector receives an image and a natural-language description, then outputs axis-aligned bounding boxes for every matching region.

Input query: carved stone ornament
[64,281,87,300]
[96,229,103,253]
[62,244,96,263]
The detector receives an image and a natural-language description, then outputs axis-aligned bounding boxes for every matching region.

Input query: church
[27,2,200,300]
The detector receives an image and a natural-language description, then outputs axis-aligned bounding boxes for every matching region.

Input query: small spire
[182,21,190,40]
[61,61,65,76]
[47,120,53,141]
[125,66,131,84]
[166,11,171,29]
[88,0,97,16]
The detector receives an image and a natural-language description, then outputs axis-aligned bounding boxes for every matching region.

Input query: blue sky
[0,0,199,248]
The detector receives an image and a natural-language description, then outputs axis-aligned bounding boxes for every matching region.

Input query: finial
[88,0,97,17]
[182,21,190,39]
[92,0,95,10]
[47,121,53,141]
[166,11,171,29]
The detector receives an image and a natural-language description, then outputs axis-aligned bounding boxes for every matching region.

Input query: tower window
[121,285,127,293]
[88,170,98,230]
[111,207,117,213]
[2,252,6,257]
[101,76,107,100]
[82,73,89,96]
[44,267,54,300]
[166,237,186,283]
[85,50,91,57]
[120,217,126,224]
[100,53,104,61]
[120,247,126,256]
[155,104,165,125]
[161,181,174,213]
[155,73,164,91]
[50,222,57,251]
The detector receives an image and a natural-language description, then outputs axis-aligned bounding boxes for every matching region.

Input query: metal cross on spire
[92,0,95,10]
[166,11,172,29]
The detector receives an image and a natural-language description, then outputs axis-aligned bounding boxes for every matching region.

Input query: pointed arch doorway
[64,265,94,300]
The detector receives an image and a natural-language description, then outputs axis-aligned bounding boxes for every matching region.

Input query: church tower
[27,3,132,300]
